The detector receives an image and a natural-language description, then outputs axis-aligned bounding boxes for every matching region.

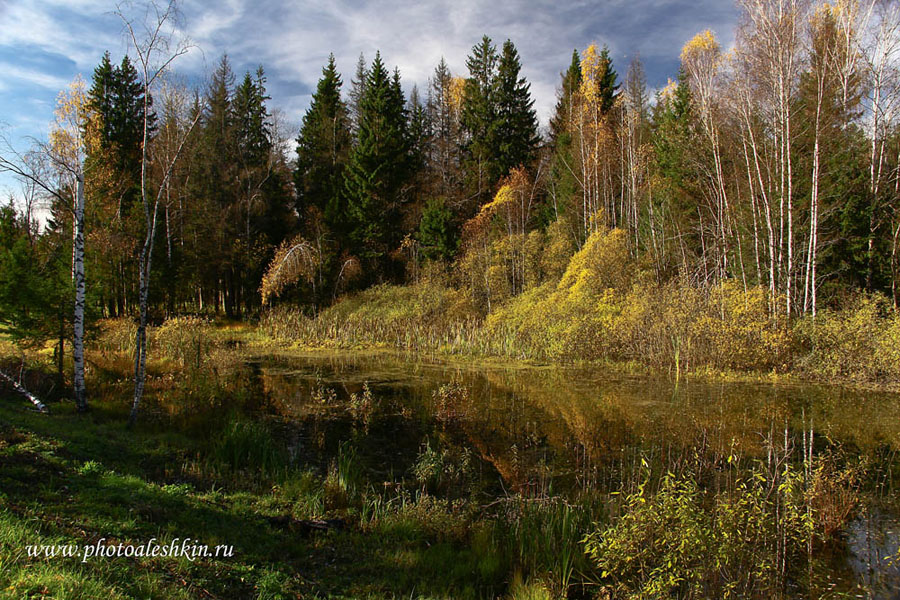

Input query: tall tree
[493,39,539,178]
[427,58,463,199]
[348,53,368,138]
[549,49,582,144]
[119,0,200,425]
[461,35,500,205]
[0,78,90,411]
[295,54,352,239]
[343,52,411,270]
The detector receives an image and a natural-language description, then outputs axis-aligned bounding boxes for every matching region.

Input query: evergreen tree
[417,197,458,262]
[343,52,411,267]
[348,53,368,138]
[592,46,620,114]
[233,67,272,168]
[407,84,430,187]
[461,35,499,204]
[295,54,352,239]
[549,49,581,144]
[112,55,151,175]
[493,39,539,178]
[86,52,116,150]
[545,50,582,226]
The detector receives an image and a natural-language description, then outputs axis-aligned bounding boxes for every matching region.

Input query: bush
[796,294,900,381]
[584,464,823,600]
[154,316,214,369]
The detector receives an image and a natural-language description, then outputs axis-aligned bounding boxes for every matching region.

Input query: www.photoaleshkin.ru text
[25,538,234,563]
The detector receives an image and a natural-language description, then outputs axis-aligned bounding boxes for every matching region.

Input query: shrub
[584,464,820,600]
[796,294,900,381]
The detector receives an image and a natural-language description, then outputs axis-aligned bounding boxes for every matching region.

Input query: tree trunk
[0,369,48,413]
[73,173,88,412]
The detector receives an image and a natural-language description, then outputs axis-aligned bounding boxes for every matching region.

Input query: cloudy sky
[0,0,740,197]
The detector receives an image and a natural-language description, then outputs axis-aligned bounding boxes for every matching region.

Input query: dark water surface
[248,350,900,597]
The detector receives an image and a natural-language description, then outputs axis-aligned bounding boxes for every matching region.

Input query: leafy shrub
[796,294,900,381]
[584,465,820,600]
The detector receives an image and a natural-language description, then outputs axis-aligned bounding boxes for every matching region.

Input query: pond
[246,349,900,598]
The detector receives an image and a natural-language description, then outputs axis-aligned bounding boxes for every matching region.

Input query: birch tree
[859,0,900,291]
[0,78,91,412]
[117,0,199,425]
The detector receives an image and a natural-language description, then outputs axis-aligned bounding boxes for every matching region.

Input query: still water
[247,350,900,598]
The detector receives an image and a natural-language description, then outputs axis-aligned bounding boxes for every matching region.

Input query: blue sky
[0,0,740,199]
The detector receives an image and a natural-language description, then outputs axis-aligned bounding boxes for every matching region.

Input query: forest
[2,0,900,389]
[2,0,900,598]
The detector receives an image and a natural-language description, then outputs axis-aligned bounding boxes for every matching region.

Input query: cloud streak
[1,0,739,194]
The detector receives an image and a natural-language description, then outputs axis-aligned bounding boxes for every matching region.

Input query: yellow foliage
[796,295,900,381]
[449,76,467,116]
[680,29,720,63]
[660,78,679,102]
[49,76,89,166]
[259,235,321,305]
[579,44,604,108]
[557,227,632,295]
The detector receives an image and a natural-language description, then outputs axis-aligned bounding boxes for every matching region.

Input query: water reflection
[251,349,900,596]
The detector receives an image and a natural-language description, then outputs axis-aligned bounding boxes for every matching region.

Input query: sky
[0,0,741,199]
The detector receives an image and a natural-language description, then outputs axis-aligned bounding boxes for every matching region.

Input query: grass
[0,399,516,599]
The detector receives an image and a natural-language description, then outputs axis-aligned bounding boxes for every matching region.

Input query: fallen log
[265,515,345,536]
[0,369,49,413]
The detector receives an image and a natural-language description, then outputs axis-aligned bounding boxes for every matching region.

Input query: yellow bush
[797,294,900,381]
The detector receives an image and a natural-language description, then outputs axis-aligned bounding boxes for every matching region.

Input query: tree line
[2,0,900,413]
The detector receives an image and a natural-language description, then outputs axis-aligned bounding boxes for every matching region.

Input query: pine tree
[343,52,411,266]
[295,54,352,239]
[493,39,539,178]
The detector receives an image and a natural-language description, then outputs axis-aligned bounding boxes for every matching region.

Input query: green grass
[0,396,513,599]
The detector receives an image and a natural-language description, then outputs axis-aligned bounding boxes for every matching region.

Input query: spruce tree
[343,52,411,266]
[549,49,582,144]
[596,46,620,114]
[493,39,539,178]
[295,54,352,239]
[417,197,458,262]
[545,50,582,226]
[407,84,429,181]
[233,67,272,168]
[461,35,499,203]
[86,52,116,149]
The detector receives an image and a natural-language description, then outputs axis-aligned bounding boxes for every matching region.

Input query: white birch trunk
[73,172,87,411]
[0,369,48,413]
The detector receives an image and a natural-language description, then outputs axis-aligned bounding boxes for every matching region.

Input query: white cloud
[1,0,740,158]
